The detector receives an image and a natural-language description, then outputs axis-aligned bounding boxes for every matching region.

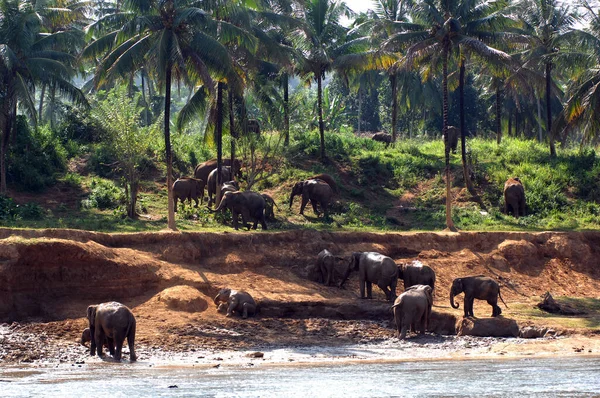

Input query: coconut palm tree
[293,0,352,162]
[0,0,86,194]
[83,0,237,230]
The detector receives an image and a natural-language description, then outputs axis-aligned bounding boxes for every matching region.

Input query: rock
[246,351,264,358]
[543,235,592,264]
[519,326,548,339]
[537,292,585,315]
[427,312,457,335]
[456,317,519,337]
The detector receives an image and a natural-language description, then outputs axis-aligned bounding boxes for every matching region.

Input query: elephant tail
[498,288,509,308]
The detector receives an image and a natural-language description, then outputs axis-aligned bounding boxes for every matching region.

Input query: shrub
[81,179,125,210]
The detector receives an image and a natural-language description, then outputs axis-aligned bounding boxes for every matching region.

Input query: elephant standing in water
[214,288,257,318]
[392,284,433,339]
[86,301,137,361]
[172,177,204,211]
[211,191,267,230]
[339,252,398,301]
[504,177,526,217]
[450,275,508,317]
[289,178,333,218]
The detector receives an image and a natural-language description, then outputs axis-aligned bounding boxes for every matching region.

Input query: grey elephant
[86,301,137,361]
[372,132,392,147]
[289,178,333,218]
[221,180,240,195]
[207,166,233,206]
[504,177,526,217]
[316,249,345,286]
[392,284,433,339]
[339,252,399,301]
[310,173,338,193]
[397,262,436,292]
[211,191,267,230]
[172,177,205,212]
[445,126,459,153]
[213,288,257,318]
[194,158,242,186]
[261,193,278,220]
[450,275,508,317]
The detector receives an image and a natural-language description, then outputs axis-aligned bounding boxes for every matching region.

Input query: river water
[1,356,599,397]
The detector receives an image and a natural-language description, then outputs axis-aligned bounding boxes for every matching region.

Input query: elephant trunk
[339,263,352,288]
[213,295,220,305]
[450,291,459,309]
[210,198,225,213]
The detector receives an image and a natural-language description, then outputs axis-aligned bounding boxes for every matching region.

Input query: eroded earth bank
[1,228,600,365]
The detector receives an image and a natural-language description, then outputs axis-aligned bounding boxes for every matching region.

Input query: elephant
[372,132,392,147]
[246,119,261,136]
[221,180,240,195]
[504,177,526,218]
[339,252,399,301]
[289,178,333,218]
[445,126,459,153]
[397,262,436,293]
[211,190,267,230]
[194,158,242,194]
[450,275,508,317]
[86,301,137,361]
[207,166,233,206]
[391,284,433,339]
[80,327,111,349]
[316,249,345,286]
[172,177,205,212]
[213,288,257,318]
[310,173,338,193]
[261,193,278,220]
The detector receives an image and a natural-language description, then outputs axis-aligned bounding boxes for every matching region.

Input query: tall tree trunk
[357,86,362,135]
[442,41,456,231]
[508,109,512,137]
[390,73,398,142]
[546,62,556,157]
[459,59,476,195]
[38,84,46,123]
[141,70,149,126]
[317,72,325,162]
[165,66,176,230]
[49,83,56,130]
[215,82,224,206]
[536,89,542,143]
[228,86,236,177]
[283,73,290,146]
[496,86,502,144]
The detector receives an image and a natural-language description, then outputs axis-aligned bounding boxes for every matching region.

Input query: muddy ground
[1,229,599,365]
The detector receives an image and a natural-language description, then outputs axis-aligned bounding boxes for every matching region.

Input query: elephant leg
[466,297,475,317]
[310,199,320,216]
[366,282,373,299]
[242,302,256,319]
[107,337,115,356]
[193,197,199,208]
[378,283,391,301]
[511,202,518,217]
[359,279,366,299]
[260,215,267,230]
[299,197,309,215]
[95,328,105,358]
[326,265,333,286]
[489,299,501,317]
[322,202,329,219]
[227,297,239,317]
[127,322,137,361]
[232,211,240,230]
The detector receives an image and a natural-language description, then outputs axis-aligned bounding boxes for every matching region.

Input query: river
[1,356,599,397]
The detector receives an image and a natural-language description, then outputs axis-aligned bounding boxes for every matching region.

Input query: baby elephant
[392,284,433,339]
[80,328,110,349]
[316,249,345,286]
[213,288,257,319]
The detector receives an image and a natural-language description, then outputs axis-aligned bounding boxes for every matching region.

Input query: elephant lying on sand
[504,177,526,217]
[173,177,204,211]
[398,261,436,292]
[392,284,433,339]
[289,178,333,218]
[340,252,398,301]
[214,288,257,318]
[211,191,267,230]
[316,249,345,286]
[86,301,137,361]
[450,275,508,317]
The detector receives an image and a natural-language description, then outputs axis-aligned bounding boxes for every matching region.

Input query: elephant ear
[86,305,97,326]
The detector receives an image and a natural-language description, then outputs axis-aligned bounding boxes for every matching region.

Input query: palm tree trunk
[141,70,149,126]
[459,59,475,196]
[546,62,556,157]
[228,86,236,177]
[390,73,398,142]
[317,73,325,161]
[38,84,45,123]
[283,73,290,146]
[49,83,56,130]
[215,82,224,206]
[442,41,456,231]
[536,89,542,142]
[508,109,512,137]
[357,86,362,135]
[165,66,176,231]
[496,86,502,144]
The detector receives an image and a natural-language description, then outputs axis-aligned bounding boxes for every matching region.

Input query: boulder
[456,316,519,337]
[428,311,457,335]
[519,326,549,339]
[157,285,209,312]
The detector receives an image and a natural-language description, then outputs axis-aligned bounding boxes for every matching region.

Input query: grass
[2,131,600,233]
[509,298,600,331]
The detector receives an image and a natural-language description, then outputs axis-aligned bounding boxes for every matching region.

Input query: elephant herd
[172,157,338,230]
[317,249,507,339]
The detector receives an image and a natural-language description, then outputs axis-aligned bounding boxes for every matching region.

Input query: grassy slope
[3,131,600,232]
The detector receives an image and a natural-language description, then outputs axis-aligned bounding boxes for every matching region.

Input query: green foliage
[0,195,18,220]
[81,179,125,210]
[0,196,45,221]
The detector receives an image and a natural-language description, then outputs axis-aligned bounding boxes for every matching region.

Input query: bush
[81,179,125,210]
[18,202,46,220]
[0,196,18,219]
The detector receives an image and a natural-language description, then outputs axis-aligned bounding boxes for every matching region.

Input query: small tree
[239,132,285,191]
[91,87,154,218]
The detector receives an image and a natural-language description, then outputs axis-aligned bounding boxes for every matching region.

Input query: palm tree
[294,0,352,161]
[513,0,577,156]
[0,0,86,194]
[83,0,236,230]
